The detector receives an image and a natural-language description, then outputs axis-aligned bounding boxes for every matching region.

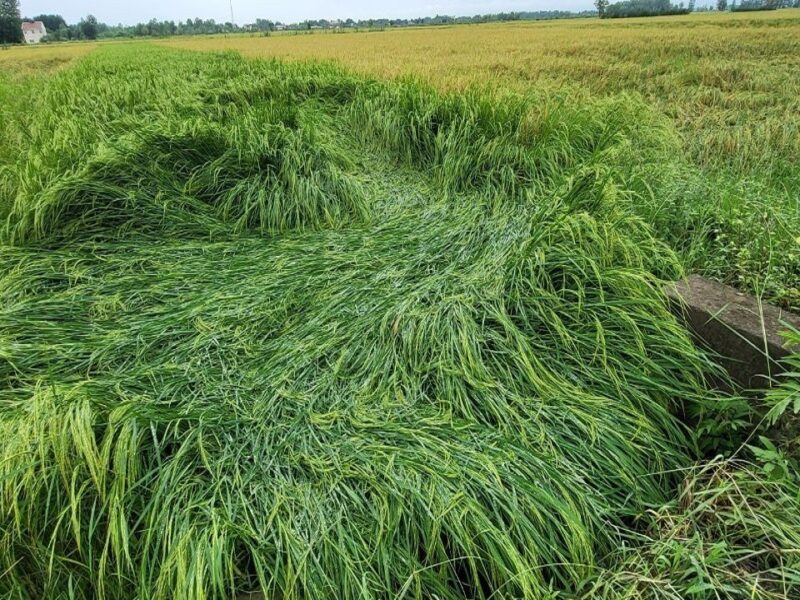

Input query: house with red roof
[21,21,47,44]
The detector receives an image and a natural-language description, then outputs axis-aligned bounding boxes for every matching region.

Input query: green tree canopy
[602,0,689,18]
[32,13,66,32]
[79,14,98,40]
[0,0,23,44]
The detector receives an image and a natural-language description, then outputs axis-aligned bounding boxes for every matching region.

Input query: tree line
[595,0,690,18]
[596,0,797,17]
[291,12,593,30]
[3,0,800,45]
[2,9,597,44]
[0,0,22,43]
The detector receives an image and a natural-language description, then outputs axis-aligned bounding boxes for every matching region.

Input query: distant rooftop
[22,21,47,33]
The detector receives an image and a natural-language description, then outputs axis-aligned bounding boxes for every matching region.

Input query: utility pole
[229,0,235,24]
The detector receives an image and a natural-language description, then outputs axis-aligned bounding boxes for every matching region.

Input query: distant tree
[730,0,780,10]
[51,24,70,40]
[603,0,690,17]
[0,0,23,44]
[595,0,610,16]
[32,13,65,32]
[688,0,696,9]
[79,14,98,40]
[65,23,80,39]
[717,0,728,8]
[254,18,273,32]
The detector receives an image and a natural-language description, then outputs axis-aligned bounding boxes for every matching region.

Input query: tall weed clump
[583,458,800,599]
[0,45,771,599]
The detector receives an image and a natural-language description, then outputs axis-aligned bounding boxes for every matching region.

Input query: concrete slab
[666,275,800,389]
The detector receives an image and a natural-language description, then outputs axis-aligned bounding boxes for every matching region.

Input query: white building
[22,21,47,44]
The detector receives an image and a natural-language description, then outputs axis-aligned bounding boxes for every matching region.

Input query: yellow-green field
[156,11,800,176]
[3,12,799,176]
[154,10,800,306]
[0,41,100,76]
[1,11,798,306]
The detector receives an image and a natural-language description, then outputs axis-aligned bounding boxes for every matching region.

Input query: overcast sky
[20,1,597,25]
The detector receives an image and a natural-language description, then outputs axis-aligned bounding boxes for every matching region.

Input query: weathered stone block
[666,275,800,389]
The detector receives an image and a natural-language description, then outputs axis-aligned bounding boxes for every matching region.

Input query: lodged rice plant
[0,46,767,599]
[156,12,800,312]
[1,70,367,243]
